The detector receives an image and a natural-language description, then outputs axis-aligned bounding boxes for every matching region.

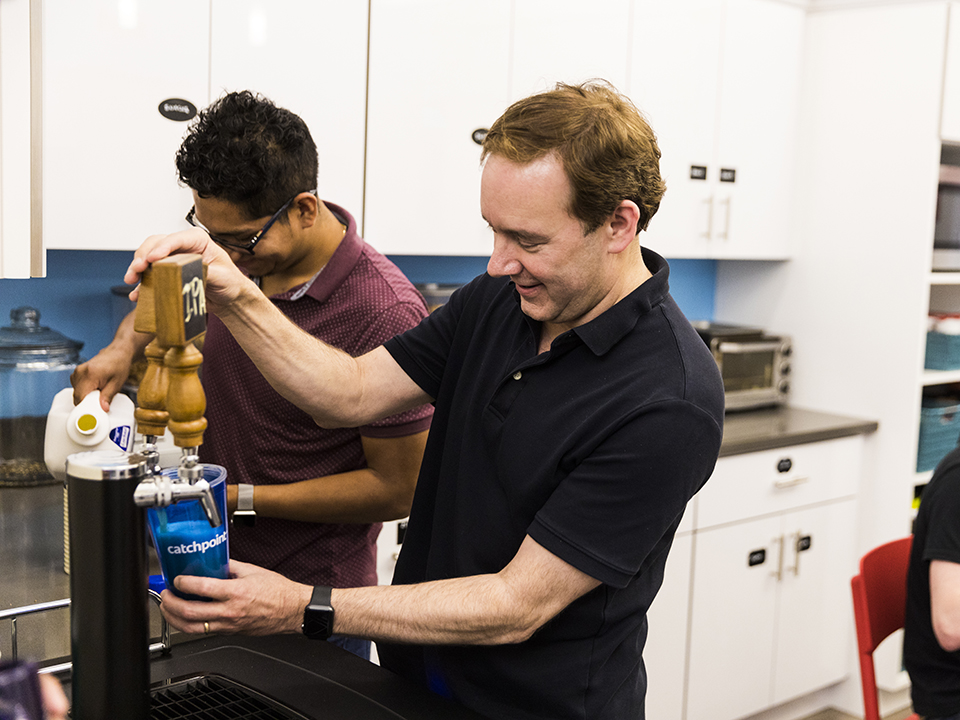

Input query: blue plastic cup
[146,464,229,601]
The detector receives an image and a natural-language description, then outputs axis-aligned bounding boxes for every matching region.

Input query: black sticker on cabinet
[158,98,198,122]
[690,165,707,180]
[797,535,812,552]
[748,549,766,567]
[720,168,737,183]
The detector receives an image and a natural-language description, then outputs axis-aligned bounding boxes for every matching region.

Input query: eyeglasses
[185,190,317,254]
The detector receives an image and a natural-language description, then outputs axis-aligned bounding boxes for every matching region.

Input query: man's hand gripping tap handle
[130,255,222,528]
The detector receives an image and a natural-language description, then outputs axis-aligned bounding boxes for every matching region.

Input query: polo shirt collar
[568,247,671,356]
[283,201,363,303]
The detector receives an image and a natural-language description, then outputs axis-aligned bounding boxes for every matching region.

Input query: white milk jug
[44,388,136,483]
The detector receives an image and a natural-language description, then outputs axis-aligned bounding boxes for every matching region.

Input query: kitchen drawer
[695,436,862,529]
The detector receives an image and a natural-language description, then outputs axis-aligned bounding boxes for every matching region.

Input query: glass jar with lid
[0,306,83,485]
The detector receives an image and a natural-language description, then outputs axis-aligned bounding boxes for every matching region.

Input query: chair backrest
[850,535,914,720]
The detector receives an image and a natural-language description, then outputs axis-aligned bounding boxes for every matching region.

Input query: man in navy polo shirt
[139,80,725,720]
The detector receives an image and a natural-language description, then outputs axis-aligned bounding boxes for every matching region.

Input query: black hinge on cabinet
[797,535,812,552]
[720,167,737,183]
[748,548,766,567]
[690,165,707,180]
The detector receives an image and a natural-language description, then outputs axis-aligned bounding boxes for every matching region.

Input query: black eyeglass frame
[185,189,318,254]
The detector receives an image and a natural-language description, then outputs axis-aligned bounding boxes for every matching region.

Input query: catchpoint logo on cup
[165,531,227,555]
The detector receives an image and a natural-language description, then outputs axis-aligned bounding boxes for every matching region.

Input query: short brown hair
[481,80,665,235]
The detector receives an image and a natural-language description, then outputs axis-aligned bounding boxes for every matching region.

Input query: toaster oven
[692,322,792,412]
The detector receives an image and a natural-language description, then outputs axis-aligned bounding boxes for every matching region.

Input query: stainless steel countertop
[720,405,879,457]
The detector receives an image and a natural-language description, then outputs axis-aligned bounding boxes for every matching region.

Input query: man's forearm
[331,575,544,646]
[216,281,388,427]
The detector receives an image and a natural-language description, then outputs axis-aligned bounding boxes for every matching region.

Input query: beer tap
[131,255,222,528]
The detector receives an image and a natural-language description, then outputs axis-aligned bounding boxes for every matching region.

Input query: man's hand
[159,560,311,636]
[124,228,253,314]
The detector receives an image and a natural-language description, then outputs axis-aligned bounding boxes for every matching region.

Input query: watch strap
[237,483,254,511]
[302,585,335,640]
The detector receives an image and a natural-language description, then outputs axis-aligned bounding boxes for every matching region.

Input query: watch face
[303,607,334,640]
[232,511,256,528]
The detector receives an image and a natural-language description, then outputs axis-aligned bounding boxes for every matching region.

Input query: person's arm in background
[71,309,153,412]
[929,559,960,651]
[224,431,428,522]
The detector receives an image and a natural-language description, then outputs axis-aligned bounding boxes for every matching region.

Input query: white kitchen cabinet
[510,0,631,102]
[209,1,368,220]
[942,1,960,142]
[43,0,210,251]
[644,522,693,720]
[0,0,41,277]
[364,0,512,257]
[630,0,803,260]
[685,436,861,720]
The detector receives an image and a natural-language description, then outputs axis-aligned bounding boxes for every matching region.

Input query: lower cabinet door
[644,531,692,719]
[772,500,855,704]
[686,515,781,720]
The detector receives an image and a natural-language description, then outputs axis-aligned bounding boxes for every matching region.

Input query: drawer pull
[774,475,809,489]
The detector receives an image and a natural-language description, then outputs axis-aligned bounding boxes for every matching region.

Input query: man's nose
[487,236,522,278]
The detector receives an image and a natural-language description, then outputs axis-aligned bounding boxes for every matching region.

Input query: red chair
[851,536,920,720]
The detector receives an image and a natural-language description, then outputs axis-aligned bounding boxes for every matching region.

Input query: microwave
[692,322,792,412]
[933,164,960,271]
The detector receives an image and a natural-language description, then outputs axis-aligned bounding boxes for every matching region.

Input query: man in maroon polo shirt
[71,91,433,660]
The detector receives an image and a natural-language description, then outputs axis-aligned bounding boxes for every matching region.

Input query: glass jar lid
[0,306,83,367]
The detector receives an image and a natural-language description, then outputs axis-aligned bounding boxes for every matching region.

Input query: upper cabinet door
[510,0,631,102]
[943,1,960,143]
[630,0,802,260]
[364,0,512,256]
[630,0,723,259]
[43,1,210,251]
[713,0,803,260]
[210,1,368,220]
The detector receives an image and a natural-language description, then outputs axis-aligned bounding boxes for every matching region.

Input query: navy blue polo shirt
[379,248,724,720]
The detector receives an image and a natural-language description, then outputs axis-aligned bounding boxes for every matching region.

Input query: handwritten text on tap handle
[182,275,206,325]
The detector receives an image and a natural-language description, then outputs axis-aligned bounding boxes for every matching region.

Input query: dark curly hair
[481,80,665,236]
[175,91,318,220]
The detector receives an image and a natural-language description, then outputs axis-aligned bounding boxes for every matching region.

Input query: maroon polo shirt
[198,202,433,587]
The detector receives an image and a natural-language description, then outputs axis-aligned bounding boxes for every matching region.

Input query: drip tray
[151,674,309,720]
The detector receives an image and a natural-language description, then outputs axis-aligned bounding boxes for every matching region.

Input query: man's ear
[606,200,641,254]
[295,192,319,229]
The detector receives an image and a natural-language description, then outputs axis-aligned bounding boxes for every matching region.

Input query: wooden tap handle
[165,342,207,448]
[134,254,208,445]
[134,339,169,437]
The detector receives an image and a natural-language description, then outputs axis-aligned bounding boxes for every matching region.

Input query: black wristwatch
[302,585,335,640]
[233,483,256,527]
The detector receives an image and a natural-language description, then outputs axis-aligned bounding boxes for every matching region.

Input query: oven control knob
[780,363,791,375]
[779,380,790,395]
[781,344,793,357]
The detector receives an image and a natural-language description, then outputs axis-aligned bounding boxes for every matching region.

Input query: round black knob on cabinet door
[471,128,489,145]
[777,458,793,473]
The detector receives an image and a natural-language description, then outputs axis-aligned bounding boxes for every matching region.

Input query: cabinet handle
[770,535,784,582]
[702,197,714,238]
[774,475,809,490]
[718,197,731,240]
[786,531,802,576]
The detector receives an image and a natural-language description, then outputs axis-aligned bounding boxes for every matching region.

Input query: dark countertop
[720,405,879,457]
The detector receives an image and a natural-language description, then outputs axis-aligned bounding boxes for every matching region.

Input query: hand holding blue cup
[146,464,229,600]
